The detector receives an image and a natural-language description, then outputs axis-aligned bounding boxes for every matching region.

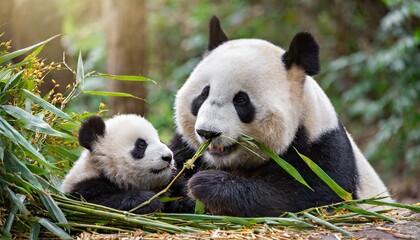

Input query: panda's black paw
[163,197,195,213]
[187,170,232,201]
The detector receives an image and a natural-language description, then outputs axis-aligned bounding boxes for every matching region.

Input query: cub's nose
[196,129,221,140]
[161,155,173,163]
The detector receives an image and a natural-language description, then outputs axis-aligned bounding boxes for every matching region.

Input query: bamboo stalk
[58,202,199,233]
[303,213,352,237]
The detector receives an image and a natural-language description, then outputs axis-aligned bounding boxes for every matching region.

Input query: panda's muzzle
[150,155,174,174]
[196,129,238,156]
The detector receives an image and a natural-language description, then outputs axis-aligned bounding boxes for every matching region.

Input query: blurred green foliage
[324,0,420,185]
[57,0,418,193]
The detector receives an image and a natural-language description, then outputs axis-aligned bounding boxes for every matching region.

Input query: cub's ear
[78,116,106,151]
[208,15,229,51]
[282,32,320,76]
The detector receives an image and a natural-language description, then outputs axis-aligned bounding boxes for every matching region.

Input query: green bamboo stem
[58,202,199,233]
[303,213,352,237]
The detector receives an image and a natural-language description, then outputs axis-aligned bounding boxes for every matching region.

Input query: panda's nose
[196,129,221,140]
[161,155,172,163]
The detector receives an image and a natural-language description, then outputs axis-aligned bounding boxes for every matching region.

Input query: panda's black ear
[78,116,106,151]
[282,32,320,76]
[208,16,229,51]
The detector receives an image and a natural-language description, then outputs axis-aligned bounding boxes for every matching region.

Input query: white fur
[175,37,391,202]
[347,133,392,204]
[62,114,174,193]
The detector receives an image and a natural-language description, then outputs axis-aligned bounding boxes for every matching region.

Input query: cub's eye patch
[131,138,148,159]
[191,85,210,116]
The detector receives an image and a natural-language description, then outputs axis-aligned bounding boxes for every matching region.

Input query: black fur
[191,85,210,116]
[163,175,196,213]
[78,116,106,151]
[172,121,358,217]
[233,91,255,123]
[282,32,320,76]
[208,16,229,51]
[69,172,195,214]
[70,175,162,214]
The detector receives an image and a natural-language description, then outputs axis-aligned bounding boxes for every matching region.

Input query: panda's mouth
[207,143,238,156]
[150,166,171,174]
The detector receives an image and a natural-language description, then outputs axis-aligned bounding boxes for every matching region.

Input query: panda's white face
[175,39,306,169]
[91,115,174,190]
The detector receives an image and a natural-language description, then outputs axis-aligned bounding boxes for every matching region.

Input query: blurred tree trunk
[3,0,73,95]
[104,0,148,115]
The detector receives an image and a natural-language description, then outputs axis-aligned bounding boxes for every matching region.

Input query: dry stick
[129,139,211,213]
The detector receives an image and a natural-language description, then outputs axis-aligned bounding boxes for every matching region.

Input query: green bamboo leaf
[39,193,69,228]
[0,118,54,169]
[22,89,72,121]
[38,218,72,240]
[256,142,313,190]
[30,42,48,58]
[83,90,145,100]
[3,149,43,189]
[29,223,41,240]
[3,191,26,236]
[294,147,353,201]
[97,72,156,83]
[0,35,59,65]
[0,67,11,81]
[194,200,205,214]
[160,196,182,203]
[45,145,80,162]
[3,203,19,236]
[3,70,23,91]
[0,105,69,137]
[5,187,28,215]
[344,205,395,222]
[0,173,34,195]
[26,164,51,176]
[363,200,420,212]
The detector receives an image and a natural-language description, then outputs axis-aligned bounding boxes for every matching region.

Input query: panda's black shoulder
[281,121,358,197]
[69,175,120,201]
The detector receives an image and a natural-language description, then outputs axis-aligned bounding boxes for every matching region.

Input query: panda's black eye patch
[191,85,210,116]
[233,91,255,123]
[131,138,148,159]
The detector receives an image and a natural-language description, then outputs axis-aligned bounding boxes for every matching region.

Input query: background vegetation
[0,0,419,238]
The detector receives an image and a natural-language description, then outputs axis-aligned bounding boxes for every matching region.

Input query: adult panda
[170,16,391,217]
[62,114,192,214]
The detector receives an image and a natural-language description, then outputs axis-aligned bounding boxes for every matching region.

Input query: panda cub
[170,16,392,217]
[62,114,175,214]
